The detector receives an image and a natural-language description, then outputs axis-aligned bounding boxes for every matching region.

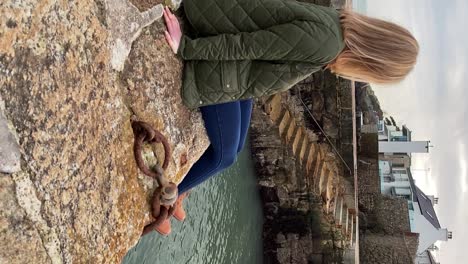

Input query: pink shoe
[155,218,171,236]
[173,192,189,221]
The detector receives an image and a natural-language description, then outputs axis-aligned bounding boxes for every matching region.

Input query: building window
[393,169,407,174]
[391,136,408,142]
[397,194,411,200]
[384,176,394,182]
[394,177,409,182]
[392,187,412,201]
[393,163,404,168]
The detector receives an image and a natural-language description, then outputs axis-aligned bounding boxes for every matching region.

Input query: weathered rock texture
[251,102,341,264]
[251,88,359,263]
[355,82,384,133]
[0,0,209,263]
[360,233,419,264]
[0,106,21,173]
[294,69,354,169]
[107,1,164,71]
[0,174,50,264]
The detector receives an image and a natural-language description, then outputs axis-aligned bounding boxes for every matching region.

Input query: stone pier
[253,92,358,263]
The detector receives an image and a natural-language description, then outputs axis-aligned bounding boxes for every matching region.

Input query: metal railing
[296,89,353,176]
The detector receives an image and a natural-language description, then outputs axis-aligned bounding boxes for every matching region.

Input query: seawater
[122,142,263,264]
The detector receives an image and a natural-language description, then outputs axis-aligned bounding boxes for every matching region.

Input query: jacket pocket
[257,61,293,73]
[221,62,239,94]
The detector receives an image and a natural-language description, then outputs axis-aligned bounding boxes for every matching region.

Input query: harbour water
[122,142,264,264]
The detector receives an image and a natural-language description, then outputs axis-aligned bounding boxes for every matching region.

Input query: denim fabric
[177,99,253,194]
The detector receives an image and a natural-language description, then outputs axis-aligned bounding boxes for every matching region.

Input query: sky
[363,0,468,262]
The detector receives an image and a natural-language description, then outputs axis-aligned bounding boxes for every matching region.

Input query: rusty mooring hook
[131,120,178,236]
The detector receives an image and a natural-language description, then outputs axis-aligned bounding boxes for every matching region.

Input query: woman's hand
[163,6,182,54]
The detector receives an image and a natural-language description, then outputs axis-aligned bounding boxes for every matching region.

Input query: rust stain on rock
[180,152,188,167]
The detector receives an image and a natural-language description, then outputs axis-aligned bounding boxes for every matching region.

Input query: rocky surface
[250,103,322,264]
[292,68,355,172]
[355,82,384,126]
[0,106,21,173]
[0,0,208,263]
[107,1,164,71]
[250,101,348,264]
[360,233,419,264]
[0,174,50,264]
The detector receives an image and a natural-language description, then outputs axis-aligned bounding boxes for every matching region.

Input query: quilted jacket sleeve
[177,20,342,63]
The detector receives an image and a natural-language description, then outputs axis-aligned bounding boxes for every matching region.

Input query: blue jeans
[177,99,253,194]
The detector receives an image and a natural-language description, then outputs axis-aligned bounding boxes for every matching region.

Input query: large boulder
[0,0,209,263]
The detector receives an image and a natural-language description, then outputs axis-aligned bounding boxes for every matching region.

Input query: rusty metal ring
[132,121,171,185]
[133,121,171,169]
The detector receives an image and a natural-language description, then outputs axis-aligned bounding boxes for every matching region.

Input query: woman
[157,0,419,235]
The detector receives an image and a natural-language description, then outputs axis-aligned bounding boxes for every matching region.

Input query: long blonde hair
[328,10,419,84]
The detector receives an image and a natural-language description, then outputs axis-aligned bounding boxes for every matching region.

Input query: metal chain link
[132,121,178,236]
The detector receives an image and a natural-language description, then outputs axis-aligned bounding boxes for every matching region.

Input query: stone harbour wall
[252,88,359,263]
[359,194,412,235]
[293,70,354,170]
[250,100,319,263]
[360,233,419,264]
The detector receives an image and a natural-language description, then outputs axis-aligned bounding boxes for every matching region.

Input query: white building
[379,141,431,154]
[411,186,453,254]
[379,165,452,257]
[379,161,412,195]
[416,250,439,264]
[378,120,431,154]
[377,117,450,261]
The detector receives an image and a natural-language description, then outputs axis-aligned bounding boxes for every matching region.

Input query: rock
[106,0,163,71]
[0,175,50,263]
[130,0,182,11]
[260,187,280,203]
[276,233,286,244]
[277,186,290,204]
[259,180,275,188]
[324,93,337,117]
[356,83,384,123]
[251,103,327,264]
[311,91,325,114]
[0,0,209,263]
[0,105,21,174]
[322,116,339,138]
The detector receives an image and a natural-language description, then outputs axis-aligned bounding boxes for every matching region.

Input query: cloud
[459,143,468,193]
[368,0,443,123]
[411,154,437,195]
[366,1,468,262]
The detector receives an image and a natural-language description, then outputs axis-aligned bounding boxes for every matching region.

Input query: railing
[351,80,360,264]
[296,89,353,176]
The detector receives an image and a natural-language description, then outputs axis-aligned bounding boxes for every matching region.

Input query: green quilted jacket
[178,0,345,108]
